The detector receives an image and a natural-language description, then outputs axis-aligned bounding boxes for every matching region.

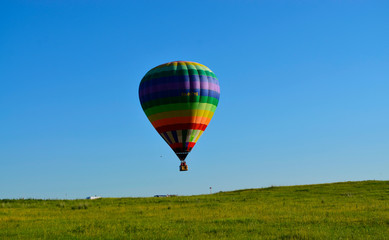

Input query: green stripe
[141,96,219,111]
[148,63,210,75]
[142,69,217,81]
[189,130,197,142]
[144,103,217,116]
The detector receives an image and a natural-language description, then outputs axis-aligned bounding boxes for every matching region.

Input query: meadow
[0,181,388,239]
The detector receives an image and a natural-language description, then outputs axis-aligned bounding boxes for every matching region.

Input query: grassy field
[0,181,388,239]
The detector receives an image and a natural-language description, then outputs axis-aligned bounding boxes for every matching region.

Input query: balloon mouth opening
[175,151,189,161]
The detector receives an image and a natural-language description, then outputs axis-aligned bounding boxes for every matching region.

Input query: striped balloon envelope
[139,61,220,167]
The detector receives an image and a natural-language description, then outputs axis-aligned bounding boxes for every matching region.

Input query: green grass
[1,181,388,239]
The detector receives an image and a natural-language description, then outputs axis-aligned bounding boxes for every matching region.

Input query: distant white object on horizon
[86,195,102,200]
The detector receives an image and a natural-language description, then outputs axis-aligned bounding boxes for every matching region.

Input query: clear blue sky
[1,1,388,199]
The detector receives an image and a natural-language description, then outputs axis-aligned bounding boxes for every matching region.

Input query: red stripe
[170,142,196,151]
[169,143,182,149]
[156,123,207,133]
[188,142,196,148]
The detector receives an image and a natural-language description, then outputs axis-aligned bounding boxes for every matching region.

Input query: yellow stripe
[147,109,214,122]
[194,130,204,143]
[204,100,215,120]
[145,103,217,116]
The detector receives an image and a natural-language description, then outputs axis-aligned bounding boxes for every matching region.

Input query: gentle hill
[1,181,388,239]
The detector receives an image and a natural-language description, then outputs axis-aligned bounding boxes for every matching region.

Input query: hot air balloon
[139,61,220,171]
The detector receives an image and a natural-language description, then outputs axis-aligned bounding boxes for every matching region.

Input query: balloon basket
[179,162,188,171]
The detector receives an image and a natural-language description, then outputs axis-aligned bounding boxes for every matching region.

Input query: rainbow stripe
[139,61,220,161]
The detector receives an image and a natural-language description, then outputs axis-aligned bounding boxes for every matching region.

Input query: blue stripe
[171,131,178,143]
[140,75,218,90]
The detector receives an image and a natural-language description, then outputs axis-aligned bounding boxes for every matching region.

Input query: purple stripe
[139,82,220,97]
[140,89,220,104]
